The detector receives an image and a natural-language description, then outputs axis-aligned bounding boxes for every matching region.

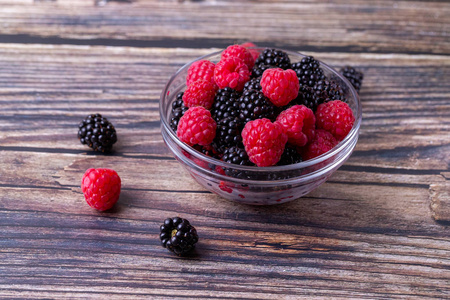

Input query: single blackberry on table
[255,48,291,70]
[210,88,241,122]
[160,217,199,256]
[78,113,117,153]
[340,66,364,92]
[238,89,277,124]
[277,145,303,166]
[212,116,243,154]
[243,77,262,92]
[170,92,188,132]
[291,56,325,87]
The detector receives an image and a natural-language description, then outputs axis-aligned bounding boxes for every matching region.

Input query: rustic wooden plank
[0,1,448,55]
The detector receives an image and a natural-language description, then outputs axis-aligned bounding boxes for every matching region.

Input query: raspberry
[260,68,299,107]
[177,106,216,146]
[214,56,251,92]
[241,118,287,167]
[221,44,255,70]
[240,42,260,61]
[81,168,121,211]
[315,100,355,141]
[302,129,338,161]
[182,80,216,110]
[276,105,316,147]
[186,59,217,89]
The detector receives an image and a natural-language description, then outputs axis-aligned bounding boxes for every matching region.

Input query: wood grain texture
[0,0,449,299]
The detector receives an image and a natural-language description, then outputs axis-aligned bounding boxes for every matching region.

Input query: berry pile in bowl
[159,45,362,205]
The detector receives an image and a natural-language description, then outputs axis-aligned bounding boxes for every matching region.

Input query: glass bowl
[159,48,362,205]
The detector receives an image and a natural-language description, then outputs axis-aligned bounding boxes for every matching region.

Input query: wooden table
[1,1,449,298]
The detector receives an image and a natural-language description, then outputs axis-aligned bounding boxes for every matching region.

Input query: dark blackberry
[312,79,346,102]
[212,116,243,154]
[251,64,274,78]
[210,88,241,122]
[340,66,364,92]
[255,48,291,70]
[238,89,277,124]
[170,92,188,132]
[291,56,325,87]
[160,217,199,256]
[292,85,320,111]
[277,145,303,166]
[222,146,255,179]
[78,113,117,153]
[243,77,262,92]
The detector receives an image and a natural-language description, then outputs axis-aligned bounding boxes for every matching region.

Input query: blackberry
[210,88,241,122]
[340,66,364,92]
[255,48,291,70]
[251,64,274,78]
[222,146,255,179]
[170,92,188,132]
[78,113,117,153]
[292,85,320,111]
[212,116,243,154]
[291,56,325,87]
[277,145,303,166]
[312,79,346,102]
[160,217,199,256]
[243,77,262,92]
[238,89,277,124]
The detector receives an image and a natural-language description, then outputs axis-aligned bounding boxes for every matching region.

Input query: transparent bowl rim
[159,48,362,174]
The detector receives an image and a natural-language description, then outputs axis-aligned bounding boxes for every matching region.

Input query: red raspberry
[276,105,316,147]
[240,42,260,61]
[315,100,355,141]
[81,168,121,211]
[214,56,251,92]
[186,59,218,89]
[177,106,216,146]
[302,129,338,161]
[182,80,216,109]
[221,44,255,70]
[260,68,299,107]
[242,118,288,167]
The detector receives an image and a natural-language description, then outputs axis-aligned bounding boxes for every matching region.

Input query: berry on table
[242,118,288,167]
[261,68,299,107]
[276,105,316,147]
[186,59,217,89]
[221,44,255,70]
[182,80,216,110]
[177,106,217,146]
[315,100,355,141]
[78,113,117,153]
[81,168,121,211]
[340,66,364,92]
[302,129,338,161]
[214,56,251,92]
[160,217,199,256]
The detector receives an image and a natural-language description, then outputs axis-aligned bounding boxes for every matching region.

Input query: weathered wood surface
[0,1,449,299]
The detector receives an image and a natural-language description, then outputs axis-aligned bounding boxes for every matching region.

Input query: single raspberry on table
[261,68,299,107]
[315,100,355,141]
[240,42,260,61]
[221,44,255,70]
[182,80,216,110]
[186,59,218,89]
[81,168,121,211]
[302,129,338,161]
[241,118,288,167]
[276,105,316,147]
[214,56,251,92]
[177,106,217,146]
